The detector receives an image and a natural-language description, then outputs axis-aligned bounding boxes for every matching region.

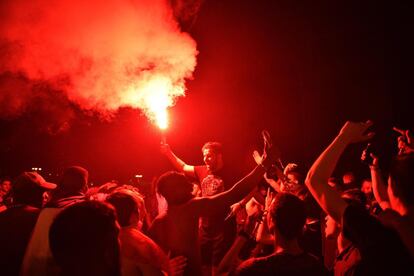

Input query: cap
[13,172,57,194]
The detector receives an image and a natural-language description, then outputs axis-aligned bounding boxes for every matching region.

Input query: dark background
[0,0,412,184]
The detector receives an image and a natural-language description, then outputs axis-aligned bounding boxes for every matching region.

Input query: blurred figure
[393,127,414,155]
[323,189,367,273]
[0,178,12,211]
[21,166,88,276]
[0,178,11,198]
[342,171,359,191]
[360,179,372,196]
[107,189,172,275]
[235,193,326,275]
[0,172,56,276]
[327,177,341,190]
[49,201,121,276]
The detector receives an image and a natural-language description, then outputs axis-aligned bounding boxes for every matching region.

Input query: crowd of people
[0,121,413,275]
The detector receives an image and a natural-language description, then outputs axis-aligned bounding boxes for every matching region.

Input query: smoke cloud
[0,0,198,123]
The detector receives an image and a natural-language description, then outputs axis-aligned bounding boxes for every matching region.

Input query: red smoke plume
[0,0,198,126]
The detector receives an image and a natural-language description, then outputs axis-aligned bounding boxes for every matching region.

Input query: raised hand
[252,150,263,165]
[169,255,187,276]
[160,141,171,155]
[338,120,375,144]
[229,201,244,216]
[264,187,274,211]
[393,127,414,155]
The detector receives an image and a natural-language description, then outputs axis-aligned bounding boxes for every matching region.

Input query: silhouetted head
[326,188,367,239]
[157,171,193,205]
[267,193,306,241]
[106,189,145,228]
[49,200,120,276]
[12,172,56,207]
[54,166,88,199]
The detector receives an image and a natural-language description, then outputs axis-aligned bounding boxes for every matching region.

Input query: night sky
[0,0,412,184]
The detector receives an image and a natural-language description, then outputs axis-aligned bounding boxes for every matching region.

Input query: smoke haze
[0,0,198,124]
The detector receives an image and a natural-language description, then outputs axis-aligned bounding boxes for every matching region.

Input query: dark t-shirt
[194,165,234,236]
[235,252,327,276]
[341,204,414,275]
[0,205,40,276]
[333,244,361,276]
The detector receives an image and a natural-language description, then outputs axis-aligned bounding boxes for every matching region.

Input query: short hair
[55,166,89,197]
[49,201,120,276]
[201,142,222,154]
[389,153,414,206]
[341,188,367,208]
[106,189,144,227]
[157,171,193,205]
[269,193,306,240]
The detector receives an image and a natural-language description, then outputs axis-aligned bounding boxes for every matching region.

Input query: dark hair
[269,193,306,240]
[341,188,367,208]
[54,166,88,198]
[49,201,120,276]
[201,142,222,154]
[157,171,193,205]
[106,190,142,227]
[389,153,414,206]
[12,174,45,208]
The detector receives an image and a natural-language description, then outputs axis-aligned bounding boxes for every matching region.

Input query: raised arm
[160,142,196,178]
[253,150,284,192]
[366,153,391,210]
[305,121,374,223]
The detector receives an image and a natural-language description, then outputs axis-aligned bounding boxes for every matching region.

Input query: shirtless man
[149,150,273,275]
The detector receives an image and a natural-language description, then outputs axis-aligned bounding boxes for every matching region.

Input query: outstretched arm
[305,121,374,223]
[194,165,266,215]
[160,142,196,178]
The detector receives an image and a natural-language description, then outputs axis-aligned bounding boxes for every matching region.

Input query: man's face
[0,180,11,193]
[287,173,299,183]
[361,180,372,195]
[342,173,355,184]
[203,149,222,172]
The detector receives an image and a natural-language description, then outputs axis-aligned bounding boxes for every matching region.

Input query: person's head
[12,172,56,208]
[283,163,303,183]
[388,154,414,214]
[201,142,223,172]
[49,201,120,276]
[157,171,194,206]
[361,179,373,195]
[342,171,355,185]
[0,178,11,193]
[324,189,366,243]
[267,193,306,242]
[106,189,145,229]
[54,166,88,199]
[328,177,340,189]
[325,189,367,239]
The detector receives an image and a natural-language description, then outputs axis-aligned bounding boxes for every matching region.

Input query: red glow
[0,0,197,121]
